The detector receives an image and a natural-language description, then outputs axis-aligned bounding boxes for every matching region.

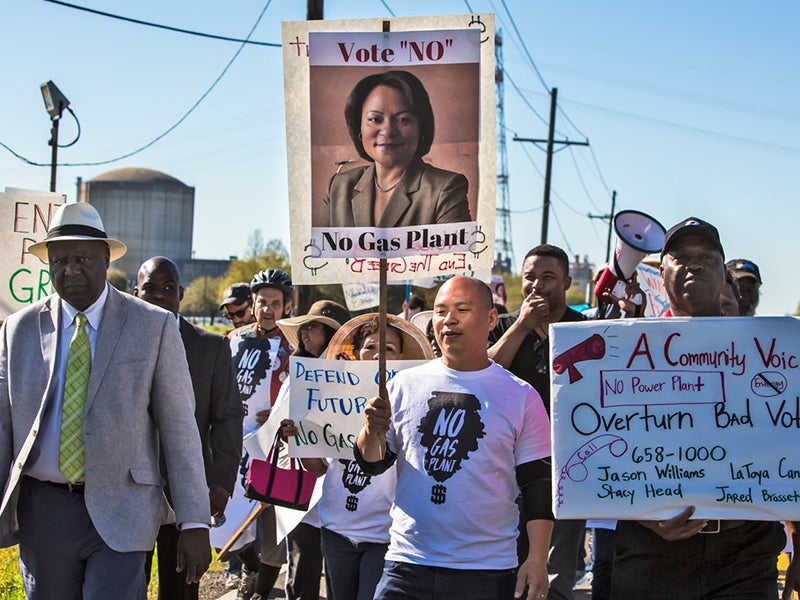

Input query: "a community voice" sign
[551,316,800,521]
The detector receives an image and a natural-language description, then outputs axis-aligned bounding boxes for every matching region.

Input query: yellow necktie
[59,313,90,483]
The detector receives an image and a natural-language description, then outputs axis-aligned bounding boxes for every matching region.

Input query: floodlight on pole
[40,80,70,119]
[40,80,70,192]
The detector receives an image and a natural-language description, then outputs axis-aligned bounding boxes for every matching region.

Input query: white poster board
[283,14,496,284]
[635,262,669,318]
[551,316,800,521]
[341,281,380,311]
[0,188,64,319]
[286,356,425,459]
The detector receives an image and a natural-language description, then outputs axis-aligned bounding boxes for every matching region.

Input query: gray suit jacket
[318,158,472,228]
[0,286,210,552]
[178,317,242,496]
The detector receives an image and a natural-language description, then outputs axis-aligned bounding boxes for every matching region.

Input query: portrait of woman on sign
[316,70,474,228]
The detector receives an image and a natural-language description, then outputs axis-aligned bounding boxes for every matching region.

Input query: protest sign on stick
[283,14,496,285]
[285,356,426,459]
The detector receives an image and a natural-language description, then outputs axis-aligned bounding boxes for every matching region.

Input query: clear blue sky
[2,1,798,314]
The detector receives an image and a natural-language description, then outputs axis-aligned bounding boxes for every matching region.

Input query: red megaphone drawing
[553,333,605,384]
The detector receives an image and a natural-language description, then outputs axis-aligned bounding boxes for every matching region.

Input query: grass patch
[0,547,24,600]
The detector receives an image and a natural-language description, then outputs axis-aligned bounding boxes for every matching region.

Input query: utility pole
[589,190,617,262]
[307,0,323,20]
[513,88,589,244]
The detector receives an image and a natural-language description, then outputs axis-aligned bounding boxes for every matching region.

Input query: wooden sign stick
[216,503,265,562]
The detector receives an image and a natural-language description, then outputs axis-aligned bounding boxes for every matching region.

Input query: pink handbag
[244,432,318,511]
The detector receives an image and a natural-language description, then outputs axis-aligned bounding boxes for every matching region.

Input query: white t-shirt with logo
[383,359,550,570]
[317,457,396,544]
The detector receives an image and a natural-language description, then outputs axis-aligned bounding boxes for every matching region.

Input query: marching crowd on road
[2,202,800,600]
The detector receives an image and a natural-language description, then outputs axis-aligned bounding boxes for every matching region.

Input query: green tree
[182,275,224,323]
[221,251,292,291]
[566,285,588,307]
[265,238,289,256]
[244,229,266,258]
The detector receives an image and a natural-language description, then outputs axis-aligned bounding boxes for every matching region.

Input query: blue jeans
[321,527,388,600]
[374,560,516,600]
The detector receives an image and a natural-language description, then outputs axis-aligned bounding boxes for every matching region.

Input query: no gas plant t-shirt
[383,359,550,570]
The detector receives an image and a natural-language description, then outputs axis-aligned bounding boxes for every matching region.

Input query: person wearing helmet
[228,269,295,411]
[226,269,295,600]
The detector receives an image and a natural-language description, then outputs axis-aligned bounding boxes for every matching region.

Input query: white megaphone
[594,210,666,304]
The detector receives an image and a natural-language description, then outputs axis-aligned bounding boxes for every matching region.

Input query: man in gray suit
[0,203,211,599]
[135,256,243,600]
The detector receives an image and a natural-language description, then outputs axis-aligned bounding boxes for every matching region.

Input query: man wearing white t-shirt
[356,276,554,600]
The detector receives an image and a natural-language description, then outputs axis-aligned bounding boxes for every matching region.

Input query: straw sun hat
[325,313,434,361]
[28,202,127,261]
[277,300,351,351]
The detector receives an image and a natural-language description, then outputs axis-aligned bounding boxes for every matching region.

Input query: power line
[493,3,614,209]
[588,146,612,196]
[518,143,584,218]
[557,104,589,140]
[567,96,800,156]
[3,0,274,168]
[548,205,574,255]
[42,0,280,46]
[505,70,549,128]
[497,0,549,93]
[379,0,396,16]
[568,144,602,213]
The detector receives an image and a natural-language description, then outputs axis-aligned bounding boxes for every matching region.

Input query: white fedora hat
[28,202,127,262]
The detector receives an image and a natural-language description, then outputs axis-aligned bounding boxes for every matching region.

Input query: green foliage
[220,251,292,295]
[566,284,588,307]
[502,274,522,312]
[0,547,24,599]
[245,229,266,258]
[181,275,224,321]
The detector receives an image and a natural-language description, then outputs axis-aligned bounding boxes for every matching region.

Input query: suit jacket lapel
[85,287,127,412]
[39,296,58,378]
[351,164,376,227]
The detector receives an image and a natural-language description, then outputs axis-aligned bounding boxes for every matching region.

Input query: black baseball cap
[219,282,252,310]
[726,258,762,283]
[661,217,724,259]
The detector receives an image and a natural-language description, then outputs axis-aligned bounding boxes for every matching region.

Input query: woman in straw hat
[260,300,351,600]
[280,313,433,600]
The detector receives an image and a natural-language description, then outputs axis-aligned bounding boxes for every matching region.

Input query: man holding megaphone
[489,244,586,600]
[610,216,800,600]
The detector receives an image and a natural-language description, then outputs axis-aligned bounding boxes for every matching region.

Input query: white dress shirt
[25,285,108,483]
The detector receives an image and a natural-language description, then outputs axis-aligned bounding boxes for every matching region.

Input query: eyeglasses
[223,307,250,320]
